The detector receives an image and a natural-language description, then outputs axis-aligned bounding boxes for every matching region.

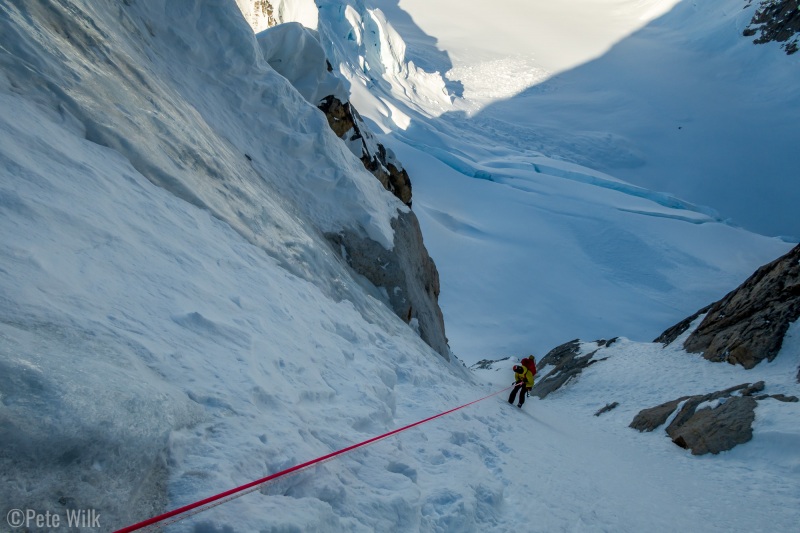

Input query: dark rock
[664,383,761,434]
[667,396,757,455]
[654,303,713,346]
[672,244,800,368]
[531,340,608,399]
[470,357,512,371]
[740,381,767,396]
[594,402,619,417]
[769,394,799,402]
[744,0,800,55]
[631,382,768,455]
[536,339,580,368]
[318,95,357,139]
[630,397,691,432]
[596,337,618,348]
[318,95,412,206]
[326,211,449,359]
[250,0,277,28]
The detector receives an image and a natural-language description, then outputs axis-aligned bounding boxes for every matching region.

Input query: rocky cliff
[256,20,449,358]
[744,0,800,54]
[526,243,800,456]
[656,244,800,370]
[317,94,413,207]
[636,244,800,453]
[630,381,797,455]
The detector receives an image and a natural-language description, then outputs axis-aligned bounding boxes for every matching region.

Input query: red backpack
[521,356,537,377]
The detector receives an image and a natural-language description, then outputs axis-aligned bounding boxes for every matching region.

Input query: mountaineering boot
[517,403,522,408]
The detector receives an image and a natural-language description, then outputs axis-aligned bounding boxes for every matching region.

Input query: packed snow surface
[1,1,798,532]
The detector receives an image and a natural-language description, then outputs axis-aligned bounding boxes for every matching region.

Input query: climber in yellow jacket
[508,364,534,408]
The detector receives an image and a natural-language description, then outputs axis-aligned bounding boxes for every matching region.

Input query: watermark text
[7,508,101,529]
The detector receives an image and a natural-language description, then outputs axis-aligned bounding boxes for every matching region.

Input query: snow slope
[0,0,459,528]
[470,327,800,533]
[464,0,800,239]
[0,87,469,531]
[283,0,795,363]
[361,0,800,239]
[1,1,798,532]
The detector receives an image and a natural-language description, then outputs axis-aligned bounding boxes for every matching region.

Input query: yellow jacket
[514,366,534,388]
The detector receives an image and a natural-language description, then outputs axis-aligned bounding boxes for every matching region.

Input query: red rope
[115,385,512,532]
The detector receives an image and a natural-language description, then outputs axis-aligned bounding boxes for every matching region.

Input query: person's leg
[517,389,526,407]
[508,386,519,404]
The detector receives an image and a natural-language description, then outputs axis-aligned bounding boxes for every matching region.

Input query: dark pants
[508,384,528,406]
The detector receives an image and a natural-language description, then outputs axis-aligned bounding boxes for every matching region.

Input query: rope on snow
[115,385,514,532]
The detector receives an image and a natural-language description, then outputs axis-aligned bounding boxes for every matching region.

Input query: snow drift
[1,0,460,528]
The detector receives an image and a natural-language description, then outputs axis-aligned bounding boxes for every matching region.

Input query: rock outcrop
[669,395,758,455]
[237,0,277,31]
[326,211,449,359]
[652,303,713,347]
[256,22,413,207]
[530,339,614,399]
[658,244,800,369]
[744,0,800,54]
[630,382,797,455]
[257,22,448,357]
[318,95,413,206]
[647,246,800,453]
[594,402,619,417]
[470,357,512,371]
